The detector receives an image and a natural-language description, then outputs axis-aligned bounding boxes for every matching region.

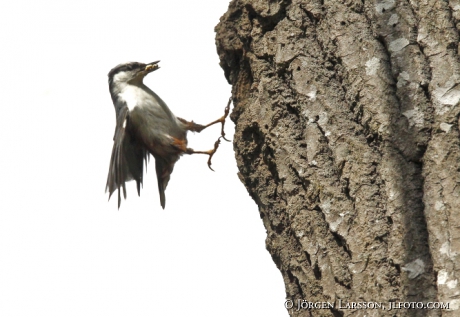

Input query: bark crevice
[216,0,460,315]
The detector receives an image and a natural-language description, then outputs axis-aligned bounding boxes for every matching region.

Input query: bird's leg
[177,97,231,141]
[185,137,222,171]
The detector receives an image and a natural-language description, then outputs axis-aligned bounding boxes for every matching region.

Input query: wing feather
[106,105,147,208]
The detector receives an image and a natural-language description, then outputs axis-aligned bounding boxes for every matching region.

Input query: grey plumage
[105,61,230,209]
[106,61,184,209]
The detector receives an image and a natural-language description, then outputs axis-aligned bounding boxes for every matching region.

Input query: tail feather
[155,158,168,209]
[158,181,166,209]
[155,157,176,209]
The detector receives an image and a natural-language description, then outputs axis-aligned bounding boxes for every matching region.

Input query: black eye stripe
[108,62,146,78]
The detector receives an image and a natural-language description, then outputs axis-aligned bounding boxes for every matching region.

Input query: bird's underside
[105,61,231,209]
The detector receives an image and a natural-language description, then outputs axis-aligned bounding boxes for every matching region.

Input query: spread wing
[106,104,148,208]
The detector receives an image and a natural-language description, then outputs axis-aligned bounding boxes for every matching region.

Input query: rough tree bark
[215,0,460,316]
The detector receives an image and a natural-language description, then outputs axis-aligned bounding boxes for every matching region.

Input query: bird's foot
[218,98,231,142]
[185,137,222,171]
[178,97,232,141]
[206,137,222,171]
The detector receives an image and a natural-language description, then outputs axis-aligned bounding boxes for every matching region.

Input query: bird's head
[108,61,160,86]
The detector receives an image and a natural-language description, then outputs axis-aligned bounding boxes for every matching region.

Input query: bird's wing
[106,105,147,208]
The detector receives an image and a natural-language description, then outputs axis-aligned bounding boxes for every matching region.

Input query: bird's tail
[154,157,176,209]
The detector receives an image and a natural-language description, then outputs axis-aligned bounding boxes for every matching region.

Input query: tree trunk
[215,1,460,316]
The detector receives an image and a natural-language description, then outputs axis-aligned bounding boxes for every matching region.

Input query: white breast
[116,83,172,124]
[119,85,144,111]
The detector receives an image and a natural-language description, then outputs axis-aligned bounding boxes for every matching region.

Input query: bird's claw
[220,98,231,142]
[207,137,222,171]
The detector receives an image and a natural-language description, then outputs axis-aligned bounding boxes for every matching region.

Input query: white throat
[118,85,145,111]
[112,71,148,111]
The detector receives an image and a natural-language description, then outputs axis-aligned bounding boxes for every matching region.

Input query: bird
[105,61,230,209]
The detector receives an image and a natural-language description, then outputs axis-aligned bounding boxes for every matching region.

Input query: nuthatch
[106,61,230,209]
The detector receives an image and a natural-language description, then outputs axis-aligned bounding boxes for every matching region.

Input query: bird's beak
[145,61,160,72]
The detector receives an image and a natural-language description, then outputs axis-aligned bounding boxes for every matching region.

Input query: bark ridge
[216,0,460,316]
